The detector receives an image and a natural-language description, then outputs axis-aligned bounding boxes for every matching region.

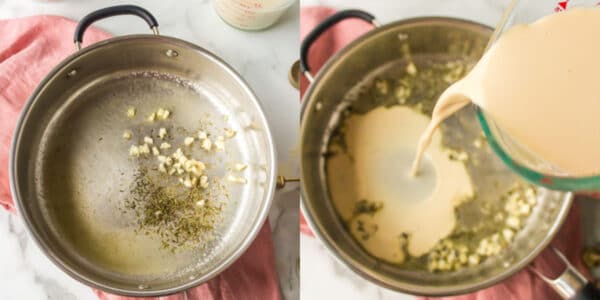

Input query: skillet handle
[530,247,600,299]
[74,5,159,50]
[573,283,600,300]
[299,9,378,83]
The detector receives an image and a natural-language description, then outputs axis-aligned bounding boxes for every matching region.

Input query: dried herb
[355,219,378,241]
[353,199,383,216]
[123,167,226,251]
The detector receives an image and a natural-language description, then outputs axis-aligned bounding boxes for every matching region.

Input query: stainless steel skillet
[10,5,276,297]
[298,10,590,298]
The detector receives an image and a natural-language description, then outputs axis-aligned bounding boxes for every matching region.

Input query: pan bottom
[36,71,246,285]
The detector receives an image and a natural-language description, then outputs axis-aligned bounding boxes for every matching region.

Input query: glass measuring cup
[476,0,600,192]
[214,0,295,30]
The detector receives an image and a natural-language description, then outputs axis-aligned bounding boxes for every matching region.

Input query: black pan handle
[299,9,378,82]
[74,5,159,50]
[573,282,600,300]
[530,248,600,300]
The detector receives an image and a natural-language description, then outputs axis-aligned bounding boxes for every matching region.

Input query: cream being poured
[412,7,600,177]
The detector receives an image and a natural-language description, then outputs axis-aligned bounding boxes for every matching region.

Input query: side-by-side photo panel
[300,1,600,299]
[0,1,299,300]
[1,0,600,299]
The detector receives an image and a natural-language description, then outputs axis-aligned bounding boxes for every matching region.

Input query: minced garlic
[234,163,247,171]
[184,137,194,146]
[226,174,247,184]
[123,130,132,140]
[201,138,212,151]
[158,128,167,139]
[160,142,171,150]
[126,107,136,118]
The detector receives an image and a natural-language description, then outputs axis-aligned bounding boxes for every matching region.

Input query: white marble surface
[299,1,512,300]
[0,0,299,299]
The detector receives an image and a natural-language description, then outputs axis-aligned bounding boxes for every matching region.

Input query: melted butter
[327,106,473,262]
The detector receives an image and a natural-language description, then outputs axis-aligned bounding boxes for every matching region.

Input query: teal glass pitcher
[477,0,600,192]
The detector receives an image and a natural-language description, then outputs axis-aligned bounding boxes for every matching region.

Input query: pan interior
[300,19,571,294]
[13,36,274,294]
[324,56,567,281]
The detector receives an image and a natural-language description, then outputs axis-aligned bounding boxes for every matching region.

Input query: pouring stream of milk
[412,7,600,177]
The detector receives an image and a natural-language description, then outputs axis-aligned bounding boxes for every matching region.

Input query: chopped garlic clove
[214,136,225,151]
[196,200,205,207]
[158,163,167,173]
[138,144,150,155]
[468,254,480,266]
[183,177,194,188]
[406,62,418,76]
[152,147,160,156]
[184,137,194,146]
[159,142,171,150]
[506,216,521,229]
[126,107,136,118]
[189,166,202,176]
[226,174,247,184]
[157,155,167,163]
[200,175,208,188]
[517,203,531,216]
[201,138,212,151]
[502,228,515,242]
[187,161,205,176]
[122,130,132,140]
[183,160,195,171]
[197,131,208,140]
[156,108,171,120]
[173,148,184,159]
[158,128,167,139]
[144,136,153,144]
[224,128,236,139]
[147,112,157,122]
[129,145,140,157]
[234,163,247,171]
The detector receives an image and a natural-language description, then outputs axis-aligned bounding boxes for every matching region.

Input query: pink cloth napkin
[0,15,280,300]
[299,6,589,299]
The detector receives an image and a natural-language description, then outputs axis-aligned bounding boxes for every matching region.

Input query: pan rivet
[66,69,77,78]
[165,49,179,57]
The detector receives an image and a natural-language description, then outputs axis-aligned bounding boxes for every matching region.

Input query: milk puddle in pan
[326,46,539,270]
[327,106,474,263]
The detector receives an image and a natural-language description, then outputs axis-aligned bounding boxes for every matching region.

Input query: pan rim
[9,34,277,297]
